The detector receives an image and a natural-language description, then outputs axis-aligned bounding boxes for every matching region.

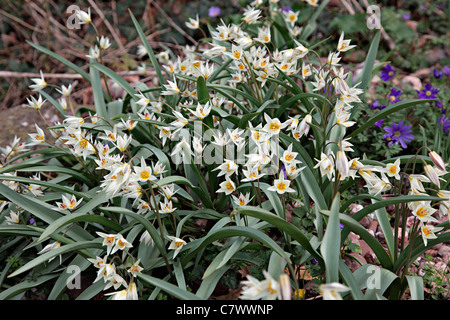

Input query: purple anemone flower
[388,87,402,104]
[383,121,414,148]
[374,118,385,128]
[380,64,395,81]
[370,100,386,110]
[442,66,450,76]
[208,6,221,18]
[433,68,443,79]
[418,83,439,99]
[439,116,450,136]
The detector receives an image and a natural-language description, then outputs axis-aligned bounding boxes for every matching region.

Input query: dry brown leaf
[402,75,422,91]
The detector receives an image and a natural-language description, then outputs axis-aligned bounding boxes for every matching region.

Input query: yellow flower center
[416,207,427,218]
[175,241,184,248]
[389,166,397,174]
[140,170,150,180]
[277,181,286,191]
[269,122,280,131]
[79,139,88,149]
[69,199,77,209]
[226,182,234,191]
[423,228,432,236]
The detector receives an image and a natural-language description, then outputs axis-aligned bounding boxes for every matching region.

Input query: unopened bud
[336,150,349,179]
[279,274,292,300]
[424,164,440,188]
[429,151,446,172]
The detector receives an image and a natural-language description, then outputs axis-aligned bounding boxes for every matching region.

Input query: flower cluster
[358,150,449,246]
[86,232,140,300]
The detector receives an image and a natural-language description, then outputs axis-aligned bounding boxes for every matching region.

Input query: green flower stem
[147,180,173,278]
[251,180,263,208]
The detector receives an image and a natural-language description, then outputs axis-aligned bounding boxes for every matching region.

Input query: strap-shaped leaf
[236,206,324,266]
[129,10,164,86]
[320,193,341,283]
[181,225,292,267]
[0,274,60,300]
[137,273,201,300]
[92,63,138,99]
[99,206,168,259]
[349,99,437,138]
[322,210,393,270]
[8,240,103,278]
[26,41,90,81]
[405,275,424,300]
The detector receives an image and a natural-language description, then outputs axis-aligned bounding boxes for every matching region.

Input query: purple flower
[418,83,439,99]
[29,218,36,225]
[388,87,402,104]
[439,116,450,136]
[280,165,287,179]
[374,118,385,128]
[433,68,443,79]
[370,100,386,110]
[402,13,411,20]
[442,66,450,76]
[311,258,318,265]
[282,7,293,12]
[208,6,221,18]
[380,64,395,81]
[383,121,414,149]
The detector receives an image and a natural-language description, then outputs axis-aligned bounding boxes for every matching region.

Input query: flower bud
[279,274,292,300]
[336,150,349,179]
[429,151,446,172]
[424,164,440,188]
